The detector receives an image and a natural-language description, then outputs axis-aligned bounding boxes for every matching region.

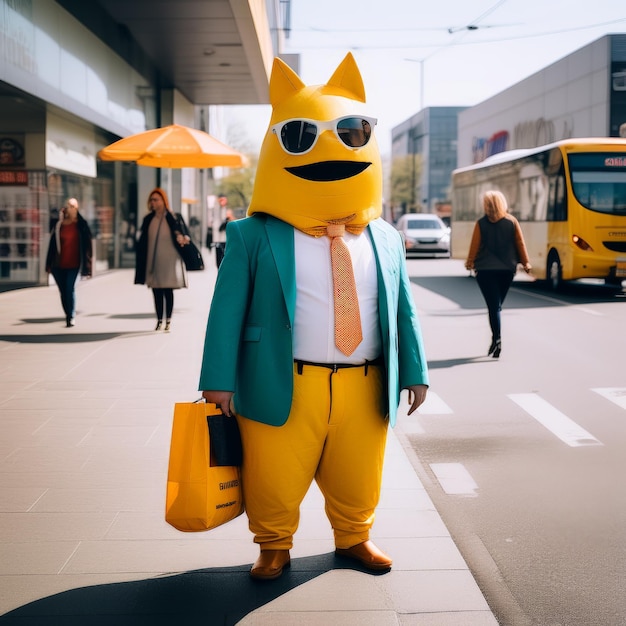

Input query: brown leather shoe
[335,540,392,571]
[250,549,291,580]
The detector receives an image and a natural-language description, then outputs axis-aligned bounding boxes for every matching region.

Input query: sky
[222,0,626,157]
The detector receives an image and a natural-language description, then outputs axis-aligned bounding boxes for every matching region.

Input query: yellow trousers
[236,362,388,550]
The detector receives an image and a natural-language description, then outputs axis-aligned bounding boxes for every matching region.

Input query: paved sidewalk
[0,252,498,625]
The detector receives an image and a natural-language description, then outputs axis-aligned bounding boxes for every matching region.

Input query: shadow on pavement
[18,314,155,324]
[107,313,156,320]
[17,317,68,325]
[0,332,146,344]
[0,554,378,626]
[427,356,491,369]
[410,275,491,311]
[411,274,625,310]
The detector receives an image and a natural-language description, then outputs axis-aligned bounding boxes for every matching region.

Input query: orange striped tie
[326,223,363,356]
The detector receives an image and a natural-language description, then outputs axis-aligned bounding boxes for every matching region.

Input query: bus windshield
[568,152,626,214]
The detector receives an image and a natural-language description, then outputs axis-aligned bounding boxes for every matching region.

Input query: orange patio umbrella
[98,124,247,168]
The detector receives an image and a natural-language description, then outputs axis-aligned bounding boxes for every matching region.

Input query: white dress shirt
[293,228,381,363]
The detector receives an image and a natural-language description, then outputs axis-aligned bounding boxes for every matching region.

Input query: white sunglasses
[270,115,377,155]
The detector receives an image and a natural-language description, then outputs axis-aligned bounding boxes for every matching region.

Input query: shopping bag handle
[194,397,225,416]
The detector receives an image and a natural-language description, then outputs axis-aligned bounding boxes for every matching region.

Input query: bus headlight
[572,234,594,251]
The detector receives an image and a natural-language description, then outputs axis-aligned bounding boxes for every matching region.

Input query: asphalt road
[400,258,626,626]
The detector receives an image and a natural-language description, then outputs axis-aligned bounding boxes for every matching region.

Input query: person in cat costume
[199,53,429,580]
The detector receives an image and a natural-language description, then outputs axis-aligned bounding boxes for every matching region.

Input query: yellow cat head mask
[248,53,382,232]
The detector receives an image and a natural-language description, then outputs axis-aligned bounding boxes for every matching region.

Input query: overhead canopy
[95,0,278,105]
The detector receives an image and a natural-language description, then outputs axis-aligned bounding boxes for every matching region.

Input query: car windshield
[407,219,442,229]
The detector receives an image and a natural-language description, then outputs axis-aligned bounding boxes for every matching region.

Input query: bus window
[568,152,626,214]
[547,173,567,221]
[570,171,626,213]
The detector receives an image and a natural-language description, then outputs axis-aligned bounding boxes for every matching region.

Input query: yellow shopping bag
[165,401,244,532]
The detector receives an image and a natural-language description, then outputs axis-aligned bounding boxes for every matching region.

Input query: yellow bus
[451,138,626,289]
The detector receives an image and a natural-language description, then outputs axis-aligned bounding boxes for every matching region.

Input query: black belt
[295,356,383,375]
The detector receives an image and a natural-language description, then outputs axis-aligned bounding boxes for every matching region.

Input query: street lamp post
[405,57,426,112]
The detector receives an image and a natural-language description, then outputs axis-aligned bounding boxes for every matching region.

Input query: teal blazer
[198,214,428,427]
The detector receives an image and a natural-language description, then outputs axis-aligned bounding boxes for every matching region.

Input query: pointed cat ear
[269,57,306,107]
[325,52,366,103]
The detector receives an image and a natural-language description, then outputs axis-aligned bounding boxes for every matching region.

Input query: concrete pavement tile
[399,612,498,625]
[241,570,394,612]
[22,422,95,448]
[0,486,48,512]
[106,395,189,410]
[105,511,250,541]
[30,486,163,513]
[0,446,93,473]
[0,412,54,428]
[26,380,127,392]
[381,537,469,571]
[300,483,325,508]
[0,421,54,446]
[60,538,259,575]
[0,512,117,541]
[287,540,336,560]
[7,389,109,403]
[0,469,163,489]
[378,487,435,511]
[373,508,451,538]
[80,446,167,471]
[1,395,115,411]
[76,424,161,448]
[381,464,425,490]
[0,379,39,393]
[98,408,171,425]
[0,541,80,575]
[296,507,333,540]
[385,571,492,613]
[48,407,111,420]
[383,455,422,478]
[238,610,401,625]
[145,423,174,447]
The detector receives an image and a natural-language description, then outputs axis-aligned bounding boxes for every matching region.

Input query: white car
[396,213,451,257]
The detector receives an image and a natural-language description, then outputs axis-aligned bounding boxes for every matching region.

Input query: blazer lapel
[265,216,296,325]
[368,219,400,320]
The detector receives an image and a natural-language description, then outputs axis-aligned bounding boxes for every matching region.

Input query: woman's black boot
[492,340,501,358]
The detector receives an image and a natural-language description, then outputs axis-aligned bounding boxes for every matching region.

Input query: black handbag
[174,214,205,271]
[178,239,205,271]
[208,413,243,467]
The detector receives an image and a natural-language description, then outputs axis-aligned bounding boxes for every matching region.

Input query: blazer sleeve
[396,242,429,390]
[198,220,251,392]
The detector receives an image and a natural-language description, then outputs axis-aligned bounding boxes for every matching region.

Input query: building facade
[390,106,467,222]
[458,34,626,168]
[0,0,284,287]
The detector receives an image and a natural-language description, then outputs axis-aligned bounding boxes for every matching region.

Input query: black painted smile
[285,160,371,182]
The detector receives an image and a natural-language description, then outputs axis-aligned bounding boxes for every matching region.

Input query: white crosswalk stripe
[592,387,626,410]
[508,393,603,447]
[416,391,453,415]
[430,463,479,497]
[419,389,626,499]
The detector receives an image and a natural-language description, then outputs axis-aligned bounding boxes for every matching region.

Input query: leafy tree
[214,124,259,213]
[215,155,257,213]
[390,153,422,213]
